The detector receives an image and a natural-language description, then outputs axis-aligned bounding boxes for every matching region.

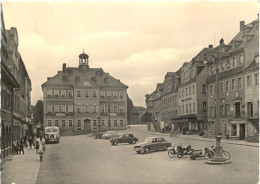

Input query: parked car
[134,137,171,154]
[102,131,121,139]
[94,132,106,139]
[110,134,138,145]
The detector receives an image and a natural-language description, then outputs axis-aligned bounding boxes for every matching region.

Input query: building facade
[1,7,32,159]
[42,53,128,135]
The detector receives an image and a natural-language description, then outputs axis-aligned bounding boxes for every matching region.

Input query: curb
[146,131,259,148]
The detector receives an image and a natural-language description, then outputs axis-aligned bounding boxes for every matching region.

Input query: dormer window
[75,76,80,82]
[91,77,97,83]
[239,55,244,65]
[232,57,237,68]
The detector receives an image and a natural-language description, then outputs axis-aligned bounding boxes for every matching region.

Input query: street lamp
[204,52,232,165]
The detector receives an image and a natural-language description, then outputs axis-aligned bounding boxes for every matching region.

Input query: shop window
[231,124,237,136]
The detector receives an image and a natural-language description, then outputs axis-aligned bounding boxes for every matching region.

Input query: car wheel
[114,141,118,145]
[131,140,136,144]
[162,146,167,151]
[136,151,141,154]
[107,137,110,139]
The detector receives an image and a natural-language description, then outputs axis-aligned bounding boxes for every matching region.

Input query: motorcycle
[167,145,177,158]
[189,146,214,160]
[39,150,44,162]
[176,145,194,159]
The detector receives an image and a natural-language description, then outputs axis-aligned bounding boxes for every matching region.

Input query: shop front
[172,115,201,135]
[229,120,247,140]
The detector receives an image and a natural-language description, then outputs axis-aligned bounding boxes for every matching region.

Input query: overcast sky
[2,1,258,107]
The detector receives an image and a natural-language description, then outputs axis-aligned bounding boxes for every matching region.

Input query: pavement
[1,142,43,184]
[147,131,259,147]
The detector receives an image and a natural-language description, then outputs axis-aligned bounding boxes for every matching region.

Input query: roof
[42,66,128,89]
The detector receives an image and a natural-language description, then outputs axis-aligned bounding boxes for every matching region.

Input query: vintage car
[110,134,138,145]
[94,132,106,139]
[101,131,121,139]
[134,137,172,154]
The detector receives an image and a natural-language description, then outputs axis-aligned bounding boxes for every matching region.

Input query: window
[55,120,59,127]
[210,106,214,117]
[120,120,123,126]
[185,88,188,96]
[231,79,236,90]
[78,120,81,127]
[108,120,111,127]
[113,91,118,98]
[182,105,184,114]
[247,75,252,87]
[193,85,195,94]
[238,77,242,89]
[210,85,214,95]
[203,102,207,111]
[114,106,118,113]
[47,89,52,96]
[61,90,66,97]
[85,91,89,97]
[68,90,73,97]
[101,106,105,113]
[107,91,111,97]
[54,105,59,113]
[101,120,105,126]
[226,60,231,69]
[189,103,191,113]
[220,105,224,116]
[93,106,96,113]
[61,105,66,113]
[47,105,53,113]
[119,91,124,99]
[62,120,66,127]
[77,107,81,113]
[232,57,237,68]
[93,120,97,126]
[225,104,230,115]
[179,91,181,98]
[114,120,117,126]
[192,69,195,78]
[225,80,229,92]
[255,73,259,86]
[86,106,89,113]
[101,91,105,97]
[231,124,237,136]
[189,87,191,95]
[77,91,81,97]
[193,103,196,113]
[48,120,52,126]
[220,82,224,93]
[186,104,188,113]
[69,120,73,127]
[239,55,243,65]
[93,91,97,98]
[54,90,59,97]
[119,106,124,113]
[68,105,73,113]
[182,89,184,97]
[202,85,207,93]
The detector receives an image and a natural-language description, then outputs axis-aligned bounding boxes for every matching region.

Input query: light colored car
[101,131,121,139]
[134,137,171,154]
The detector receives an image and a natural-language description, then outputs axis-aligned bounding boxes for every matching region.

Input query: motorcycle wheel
[204,151,214,160]
[177,152,183,159]
[222,151,231,160]
[168,149,176,158]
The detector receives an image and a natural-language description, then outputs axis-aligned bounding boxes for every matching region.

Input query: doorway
[84,119,91,133]
[240,124,245,140]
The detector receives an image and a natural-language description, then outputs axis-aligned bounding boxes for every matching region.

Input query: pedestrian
[24,135,27,148]
[28,135,33,149]
[35,140,40,154]
[20,138,25,154]
[33,136,36,149]
[12,139,18,154]
[16,139,21,154]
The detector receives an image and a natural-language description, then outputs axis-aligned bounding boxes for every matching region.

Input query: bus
[44,126,60,143]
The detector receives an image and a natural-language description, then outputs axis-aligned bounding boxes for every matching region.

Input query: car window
[129,134,134,137]
[157,138,162,142]
[122,135,126,138]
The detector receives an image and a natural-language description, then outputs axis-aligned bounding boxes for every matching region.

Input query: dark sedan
[110,134,138,145]
[134,137,171,154]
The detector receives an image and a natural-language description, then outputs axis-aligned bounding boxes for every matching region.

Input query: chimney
[240,21,245,31]
[62,63,66,72]
[219,38,224,45]
[208,44,213,48]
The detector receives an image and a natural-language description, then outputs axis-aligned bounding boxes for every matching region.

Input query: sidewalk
[1,147,41,184]
[147,131,259,147]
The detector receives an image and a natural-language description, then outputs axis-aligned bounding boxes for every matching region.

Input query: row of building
[41,53,129,135]
[1,7,32,159]
[146,17,259,142]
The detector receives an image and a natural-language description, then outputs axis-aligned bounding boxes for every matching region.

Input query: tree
[32,100,44,130]
[127,95,134,123]
[140,111,153,124]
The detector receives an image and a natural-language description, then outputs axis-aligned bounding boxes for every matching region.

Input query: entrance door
[240,124,245,140]
[84,119,91,133]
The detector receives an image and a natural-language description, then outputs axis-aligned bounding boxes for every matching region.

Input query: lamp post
[204,53,231,164]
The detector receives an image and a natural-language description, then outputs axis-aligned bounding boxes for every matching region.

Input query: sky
[2,1,258,107]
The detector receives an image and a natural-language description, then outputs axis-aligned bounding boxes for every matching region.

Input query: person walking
[12,139,18,154]
[28,135,33,149]
[20,138,25,154]
[24,135,27,148]
[35,140,40,154]
[16,139,21,154]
